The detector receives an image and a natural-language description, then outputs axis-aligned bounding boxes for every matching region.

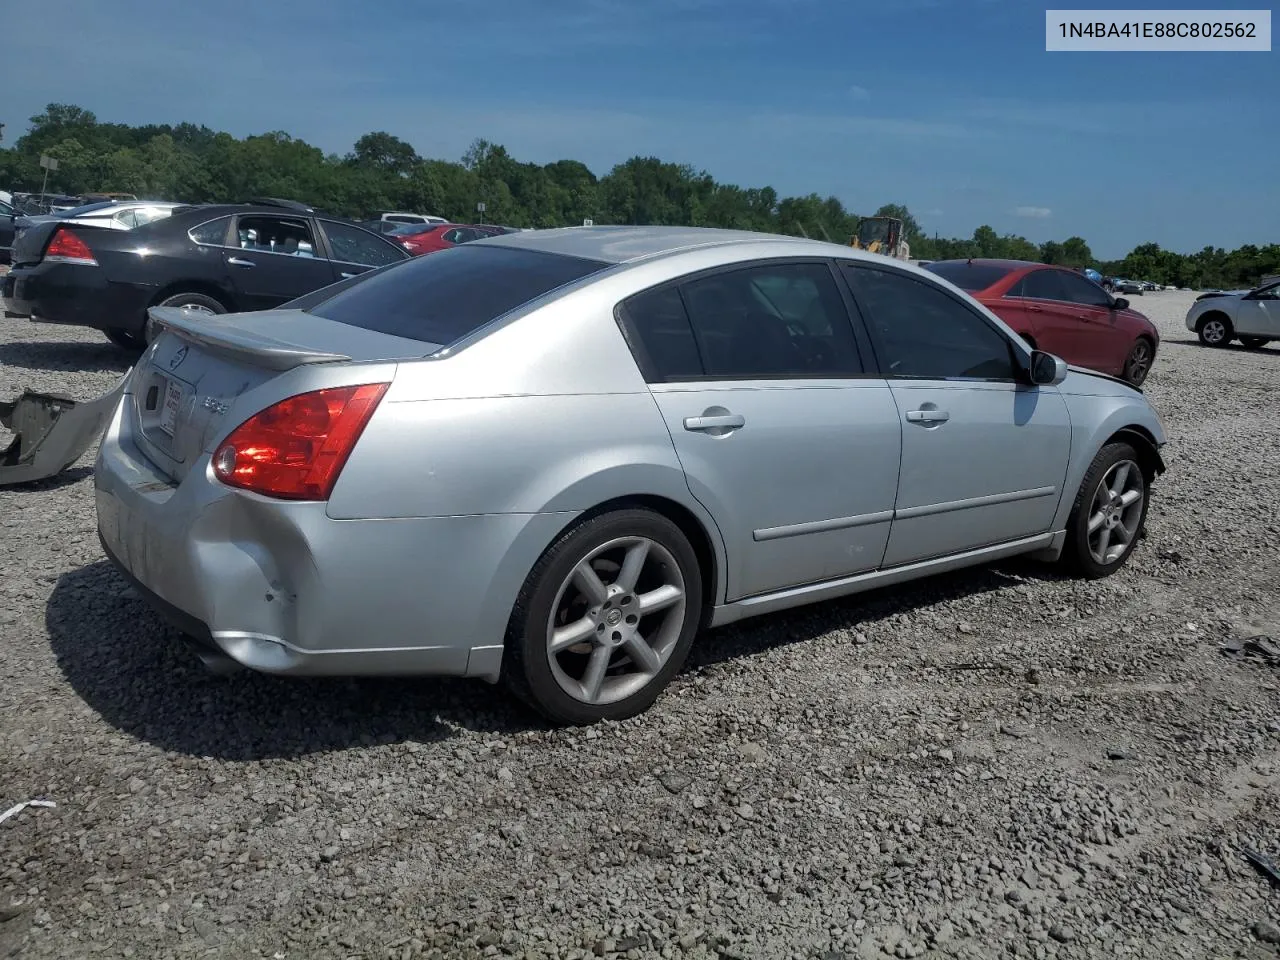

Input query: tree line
[2,103,1275,290]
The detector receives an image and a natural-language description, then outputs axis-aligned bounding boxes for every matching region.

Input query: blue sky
[4,0,1276,258]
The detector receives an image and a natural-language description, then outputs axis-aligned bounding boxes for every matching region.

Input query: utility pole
[39,155,60,209]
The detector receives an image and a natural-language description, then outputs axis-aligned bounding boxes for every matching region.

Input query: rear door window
[1009,269,1068,301]
[318,220,406,267]
[236,216,319,258]
[304,245,609,346]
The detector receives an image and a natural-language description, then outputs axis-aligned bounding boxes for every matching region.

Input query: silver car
[94,227,1168,724]
[1185,280,1280,349]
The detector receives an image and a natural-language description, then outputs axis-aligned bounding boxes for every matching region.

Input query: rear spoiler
[149,306,352,371]
[0,372,129,486]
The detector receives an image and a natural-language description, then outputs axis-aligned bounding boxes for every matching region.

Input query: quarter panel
[326,392,689,519]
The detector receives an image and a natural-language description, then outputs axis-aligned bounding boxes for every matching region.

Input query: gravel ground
[2,290,1279,960]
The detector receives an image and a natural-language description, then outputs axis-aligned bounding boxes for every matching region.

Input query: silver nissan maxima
[94,226,1167,724]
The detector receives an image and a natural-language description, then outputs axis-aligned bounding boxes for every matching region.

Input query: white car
[380,211,448,226]
[1185,280,1280,349]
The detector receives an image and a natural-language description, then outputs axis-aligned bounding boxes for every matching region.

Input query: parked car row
[923,259,1160,387]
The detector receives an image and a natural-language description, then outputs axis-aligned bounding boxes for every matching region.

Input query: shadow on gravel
[0,465,94,492]
[1164,337,1278,352]
[688,558,1067,671]
[0,340,134,374]
[47,561,545,761]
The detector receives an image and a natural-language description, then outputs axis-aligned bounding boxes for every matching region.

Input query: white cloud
[849,85,871,101]
[1013,206,1052,219]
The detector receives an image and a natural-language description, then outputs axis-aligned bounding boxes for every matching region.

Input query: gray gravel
[3,292,1280,960]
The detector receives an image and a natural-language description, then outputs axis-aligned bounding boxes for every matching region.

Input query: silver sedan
[94,227,1168,724]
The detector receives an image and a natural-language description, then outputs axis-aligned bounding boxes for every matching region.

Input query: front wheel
[502,508,703,725]
[1240,336,1270,350]
[1061,442,1149,579]
[1122,338,1154,387]
[1197,315,1233,347]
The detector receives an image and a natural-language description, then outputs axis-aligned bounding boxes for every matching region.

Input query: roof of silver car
[477,225,832,264]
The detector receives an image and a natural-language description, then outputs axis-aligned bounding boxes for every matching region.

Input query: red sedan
[925,259,1160,387]
[389,223,503,256]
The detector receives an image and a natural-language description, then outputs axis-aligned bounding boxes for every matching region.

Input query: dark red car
[390,222,503,256]
[925,259,1160,387]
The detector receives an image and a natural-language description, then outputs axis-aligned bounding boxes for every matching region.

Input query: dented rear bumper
[0,371,130,486]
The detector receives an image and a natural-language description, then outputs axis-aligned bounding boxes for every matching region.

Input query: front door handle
[1027,304,1043,312]
[906,409,950,424]
[227,257,255,267]
[684,414,745,432]
[341,271,358,279]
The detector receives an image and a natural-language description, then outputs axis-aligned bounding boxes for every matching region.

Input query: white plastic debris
[0,799,56,825]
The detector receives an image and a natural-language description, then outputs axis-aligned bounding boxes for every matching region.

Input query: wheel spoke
[1109,463,1130,498]
[572,562,609,606]
[637,583,683,614]
[1094,527,1112,560]
[579,644,612,702]
[550,616,596,653]
[1120,489,1142,508]
[1111,522,1134,546]
[1087,509,1108,534]
[623,635,662,674]
[615,540,650,592]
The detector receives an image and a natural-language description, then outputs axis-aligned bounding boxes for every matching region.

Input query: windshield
[304,244,610,345]
[857,219,893,244]
[923,261,1016,292]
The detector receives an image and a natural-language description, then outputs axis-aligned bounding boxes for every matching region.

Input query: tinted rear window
[304,244,610,345]
[923,261,1015,292]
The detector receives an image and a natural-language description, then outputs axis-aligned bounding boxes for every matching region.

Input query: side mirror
[1029,349,1068,386]
[1113,297,1129,310]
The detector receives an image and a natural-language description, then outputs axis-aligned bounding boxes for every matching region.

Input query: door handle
[1027,304,1043,312]
[227,257,255,267]
[906,409,950,424]
[341,271,357,279]
[684,414,745,432]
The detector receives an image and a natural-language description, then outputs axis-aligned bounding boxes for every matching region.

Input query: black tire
[1240,336,1270,350]
[1061,442,1150,580]
[146,292,227,343]
[1122,337,1155,387]
[1196,313,1233,347]
[502,508,703,725]
[103,328,146,351]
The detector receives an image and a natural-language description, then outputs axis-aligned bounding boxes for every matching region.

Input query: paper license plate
[159,378,185,436]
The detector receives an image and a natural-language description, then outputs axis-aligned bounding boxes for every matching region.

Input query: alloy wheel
[1126,341,1152,385]
[545,536,687,706]
[1087,460,1144,565]
[1201,319,1227,345]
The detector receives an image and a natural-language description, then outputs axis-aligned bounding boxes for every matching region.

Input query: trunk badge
[201,397,229,415]
[169,345,188,370]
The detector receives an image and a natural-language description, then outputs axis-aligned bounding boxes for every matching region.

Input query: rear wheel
[1197,314,1233,347]
[502,508,702,725]
[1122,338,1154,387]
[1240,336,1270,350]
[145,292,227,344]
[1061,442,1149,579]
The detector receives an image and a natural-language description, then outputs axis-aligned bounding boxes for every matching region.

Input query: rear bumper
[93,395,566,681]
[2,262,152,335]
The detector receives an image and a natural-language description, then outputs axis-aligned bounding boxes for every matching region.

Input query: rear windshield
[923,261,1015,292]
[303,244,610,345]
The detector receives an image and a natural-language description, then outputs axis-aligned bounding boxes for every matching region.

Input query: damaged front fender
[0,370,130,486]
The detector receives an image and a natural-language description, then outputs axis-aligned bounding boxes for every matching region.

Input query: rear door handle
[906,409,950,424]
[684,414,745,431]
[227,257,255,267]
[341,271,358,279]
[1027,304,1043,312]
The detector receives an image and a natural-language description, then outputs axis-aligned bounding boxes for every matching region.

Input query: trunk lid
[131,307,440,483]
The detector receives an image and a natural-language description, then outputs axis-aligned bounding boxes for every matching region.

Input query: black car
[1,201,411,349]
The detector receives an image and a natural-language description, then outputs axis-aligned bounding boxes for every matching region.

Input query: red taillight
[45,228,98,265]
[212,383,389,500]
